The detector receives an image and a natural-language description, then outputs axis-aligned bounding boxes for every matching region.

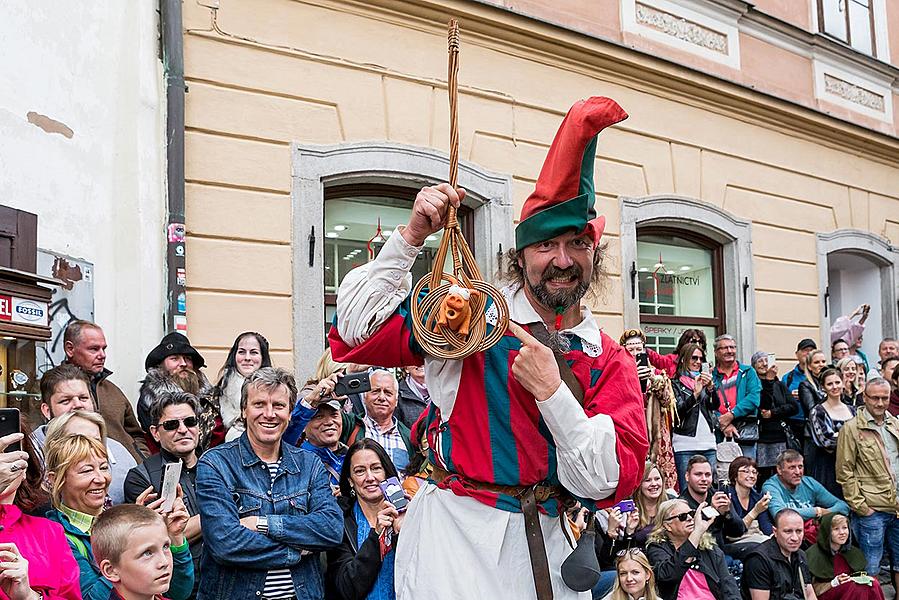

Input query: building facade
[178,0,899,377]
[1,0,167,399]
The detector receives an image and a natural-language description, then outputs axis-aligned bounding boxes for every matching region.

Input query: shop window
[636,229,724,354]
[818,0,878,56]
[322,184,473,335]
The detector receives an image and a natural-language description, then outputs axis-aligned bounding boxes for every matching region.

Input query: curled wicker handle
[409,19,509,360]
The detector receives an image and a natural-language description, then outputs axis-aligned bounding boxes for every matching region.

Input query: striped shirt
[262,460,294,600]
[363,414,409,473]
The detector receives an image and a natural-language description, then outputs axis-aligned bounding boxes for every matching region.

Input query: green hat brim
[515,193,590,250]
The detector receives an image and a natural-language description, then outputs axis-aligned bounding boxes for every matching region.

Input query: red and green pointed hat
[515,97,628,250]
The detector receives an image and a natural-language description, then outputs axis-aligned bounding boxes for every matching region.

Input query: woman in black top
[750,351,798,484]
[326,439,405,600]
[796,349,828,445]
[645,498,739,600]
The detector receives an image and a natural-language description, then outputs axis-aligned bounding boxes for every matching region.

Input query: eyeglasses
[665,512,693,522]
[616,548,644,558]
[159,417,198,431]
[690,354,703,361]
[738,467,758,475]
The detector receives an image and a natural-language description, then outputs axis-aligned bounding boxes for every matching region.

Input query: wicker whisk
[409,20,509,360]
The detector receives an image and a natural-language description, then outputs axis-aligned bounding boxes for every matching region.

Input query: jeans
[738,442,756,460]
[674,450,717,493]
[854,510,899,575]
[591,570,618,600]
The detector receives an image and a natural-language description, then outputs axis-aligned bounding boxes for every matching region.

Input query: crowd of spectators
[0,306,897,600]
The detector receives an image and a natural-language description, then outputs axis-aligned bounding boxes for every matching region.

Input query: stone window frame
[816,229,899,349]
[290,141,514,377]
[619,194,756,361]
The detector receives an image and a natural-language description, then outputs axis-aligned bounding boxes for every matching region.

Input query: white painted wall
[0,1,167,402]
[828,254,884,362]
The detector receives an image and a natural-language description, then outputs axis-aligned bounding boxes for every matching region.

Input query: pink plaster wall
[739,33,814,107]
[479,0,621,41]
[751,0,812,31]
[887,0,899,67]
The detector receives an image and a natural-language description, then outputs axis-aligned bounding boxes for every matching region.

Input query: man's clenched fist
[401,183,465,247]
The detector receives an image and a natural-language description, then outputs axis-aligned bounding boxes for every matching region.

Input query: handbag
[781,420,802,452]
[734,418,759,442]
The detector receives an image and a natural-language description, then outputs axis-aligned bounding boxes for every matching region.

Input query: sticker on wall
[174,315,188,334]
[176,268,186,287]
[168,223,185,243]
[175,244,184,257]
[176,292,186,313]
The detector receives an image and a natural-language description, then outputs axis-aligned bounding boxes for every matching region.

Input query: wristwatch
[257,516,269,535]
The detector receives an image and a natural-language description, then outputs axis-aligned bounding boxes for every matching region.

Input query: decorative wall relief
[635,2,728,55]
[823,74,886,113]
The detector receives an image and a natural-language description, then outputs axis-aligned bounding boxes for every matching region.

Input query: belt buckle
[533,484,553,503]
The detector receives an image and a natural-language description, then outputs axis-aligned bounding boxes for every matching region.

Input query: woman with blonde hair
[44,435,195,600]
[42,410,135,505]
[600,463,669,563]
[601,549,659,600]
[645,499,738,600]
[835,357,863,406]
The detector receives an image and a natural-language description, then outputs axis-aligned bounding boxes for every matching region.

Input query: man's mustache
[540,264,584,283]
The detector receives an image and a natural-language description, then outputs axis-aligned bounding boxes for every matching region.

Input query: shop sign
[0,295,49,325]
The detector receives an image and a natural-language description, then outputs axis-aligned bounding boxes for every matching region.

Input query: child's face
[110,522,173,599]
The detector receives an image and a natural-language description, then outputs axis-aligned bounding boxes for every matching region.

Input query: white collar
[503,284,603,353]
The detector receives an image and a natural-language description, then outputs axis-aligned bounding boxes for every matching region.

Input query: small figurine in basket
[436,283,481,336]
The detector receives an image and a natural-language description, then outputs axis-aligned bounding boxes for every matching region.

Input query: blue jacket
[761,474,849,521]
[196,432,343,600]
[728,487,773,535]
[45,508,194,600]
[781,364,805,394]
[712,362,761,420]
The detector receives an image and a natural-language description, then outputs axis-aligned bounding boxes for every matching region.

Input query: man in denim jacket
[196,367,342,600]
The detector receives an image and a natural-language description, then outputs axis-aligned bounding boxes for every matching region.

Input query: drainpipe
[160,0,186,334]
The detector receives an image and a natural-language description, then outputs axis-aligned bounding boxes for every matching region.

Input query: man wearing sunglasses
[124,391,204,586]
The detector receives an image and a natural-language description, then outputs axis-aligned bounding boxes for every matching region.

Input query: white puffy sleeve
[536,381,620,500]
[335,228,422,346]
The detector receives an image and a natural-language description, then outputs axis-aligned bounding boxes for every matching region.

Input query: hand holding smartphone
[160,461,182,513]
[0,409,21,453]
[379,477,408,512]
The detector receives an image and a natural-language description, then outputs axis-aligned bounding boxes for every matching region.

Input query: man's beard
[526,263,590,314]
[172,369,201,395]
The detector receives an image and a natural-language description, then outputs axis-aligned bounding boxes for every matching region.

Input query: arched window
[621,195,755,360]
[291,142,513,377]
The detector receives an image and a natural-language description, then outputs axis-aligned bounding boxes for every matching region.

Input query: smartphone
[636,353,650,369]
[701,506,720,521]
[160,461,182,513]
[766,353,777,367]
[718,479,731,493]
[333,371,372,397]
[0,408,21,453]
[612,499,636,513]
[379,476,408,512]
[700,362,711,376]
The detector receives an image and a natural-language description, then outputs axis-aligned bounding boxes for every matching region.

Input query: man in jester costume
[330,97,648,599]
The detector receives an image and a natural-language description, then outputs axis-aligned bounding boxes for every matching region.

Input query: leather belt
[430,466,557,599]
